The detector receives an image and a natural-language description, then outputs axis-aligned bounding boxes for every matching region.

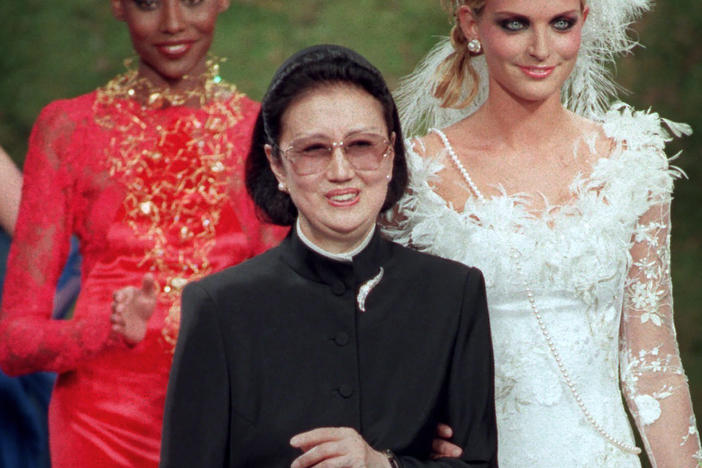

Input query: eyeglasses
[276,132,394,175]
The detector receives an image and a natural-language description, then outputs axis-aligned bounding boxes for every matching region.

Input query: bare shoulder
[410,116,484,159]
[411,119,483,207]
[570,112,616,159]
[406,131,446,160]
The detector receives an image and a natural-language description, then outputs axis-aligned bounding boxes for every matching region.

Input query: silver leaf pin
[357,267,384,312]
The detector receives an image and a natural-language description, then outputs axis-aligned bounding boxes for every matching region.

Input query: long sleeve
[0,101,117,376]
[160,282,229,468]
[398,268,498,468]
[619,201,702,467]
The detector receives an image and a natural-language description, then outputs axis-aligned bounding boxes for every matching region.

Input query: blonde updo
[434,0,586,109]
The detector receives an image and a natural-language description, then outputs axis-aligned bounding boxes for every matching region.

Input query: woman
[160,44,498,467]
[0,0,284,466]
[0,145,80,468]
[0,146,50,468]
[386,0,702,466]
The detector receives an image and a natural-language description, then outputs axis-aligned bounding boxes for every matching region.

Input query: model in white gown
[385,103,699,466]
[385,0,702,466]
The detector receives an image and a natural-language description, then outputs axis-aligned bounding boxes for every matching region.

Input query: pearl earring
[278,182,287,192]
[467,39,482,55]
[386,174,392,181]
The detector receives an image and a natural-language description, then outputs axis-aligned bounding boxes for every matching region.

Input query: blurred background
[0,0,699,463]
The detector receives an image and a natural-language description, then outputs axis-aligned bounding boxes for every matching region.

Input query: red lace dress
[0,75,286,467]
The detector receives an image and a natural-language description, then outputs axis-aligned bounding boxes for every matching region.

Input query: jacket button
[338,384,354,398]
[331,281,346,296]
[333,332,350,346]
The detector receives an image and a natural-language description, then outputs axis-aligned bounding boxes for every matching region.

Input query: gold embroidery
[94,64,245,350]
[99,56,233,109]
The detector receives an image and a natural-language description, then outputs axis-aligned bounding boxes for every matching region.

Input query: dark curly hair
[245,44,408,226]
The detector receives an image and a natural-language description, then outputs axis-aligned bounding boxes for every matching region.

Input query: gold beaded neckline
[94,60,246,351]
[100,56,234,109]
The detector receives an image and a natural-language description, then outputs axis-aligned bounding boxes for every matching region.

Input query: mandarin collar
[278,226,393,289]
[295,219,375,263]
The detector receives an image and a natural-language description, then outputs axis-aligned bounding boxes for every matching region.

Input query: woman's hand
[110,274,157,346]
[290,427,391,468]
[431,423,463,459]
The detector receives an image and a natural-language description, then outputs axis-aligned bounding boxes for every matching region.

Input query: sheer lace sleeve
[619,199,702,467]
[0,100,119,376]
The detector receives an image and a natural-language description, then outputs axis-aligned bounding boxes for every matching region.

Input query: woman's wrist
[380,449,400,467]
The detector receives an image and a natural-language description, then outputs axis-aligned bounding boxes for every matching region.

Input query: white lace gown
[384,104,702,467]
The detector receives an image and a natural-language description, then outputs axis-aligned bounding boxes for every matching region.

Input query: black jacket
[160,229,498,467]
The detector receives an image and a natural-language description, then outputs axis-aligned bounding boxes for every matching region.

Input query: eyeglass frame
[271,131,396,175]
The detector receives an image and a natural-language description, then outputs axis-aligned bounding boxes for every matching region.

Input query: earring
[386,174,392,181]
[278,182,287,192]
[467,39,482,55]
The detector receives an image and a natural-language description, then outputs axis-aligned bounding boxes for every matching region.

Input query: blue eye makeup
[495,13,580,33]
[551,16,578,31]
[498,17,529,32]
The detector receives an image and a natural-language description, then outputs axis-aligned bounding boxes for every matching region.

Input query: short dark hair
[245,44,408,226]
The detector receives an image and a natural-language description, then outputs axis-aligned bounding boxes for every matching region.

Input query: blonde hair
[433,0,486,109]
[434,0,586,109]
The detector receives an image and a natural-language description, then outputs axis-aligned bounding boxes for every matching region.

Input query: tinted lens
[344,134,388,170]
[283,133,389,175]
[287,139,333,174]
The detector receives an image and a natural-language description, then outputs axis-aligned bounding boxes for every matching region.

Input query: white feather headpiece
[395,0,652,135]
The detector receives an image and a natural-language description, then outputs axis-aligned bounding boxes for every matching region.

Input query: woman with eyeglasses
[159,44,498,468]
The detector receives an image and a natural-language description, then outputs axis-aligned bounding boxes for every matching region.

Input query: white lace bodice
[384,104,701,467]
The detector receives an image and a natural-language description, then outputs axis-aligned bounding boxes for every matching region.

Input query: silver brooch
[357,267,384,312]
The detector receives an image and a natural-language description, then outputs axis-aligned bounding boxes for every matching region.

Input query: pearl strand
[430,128,485,202]
[513,255,641,455]
[439,135,642,455]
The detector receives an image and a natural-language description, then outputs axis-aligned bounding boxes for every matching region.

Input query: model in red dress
[0,0,285,466]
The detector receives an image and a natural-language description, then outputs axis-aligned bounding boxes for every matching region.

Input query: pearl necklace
[513,256,641,455]
[431,129,486,203]
[434,125,641,455]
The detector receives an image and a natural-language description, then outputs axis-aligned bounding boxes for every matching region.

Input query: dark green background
[1,1,700,461]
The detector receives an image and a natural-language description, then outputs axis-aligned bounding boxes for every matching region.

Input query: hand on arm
[394,269,498,468]
[290,427,391,468]
[431,424,463,459]
[110,274,157,346]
